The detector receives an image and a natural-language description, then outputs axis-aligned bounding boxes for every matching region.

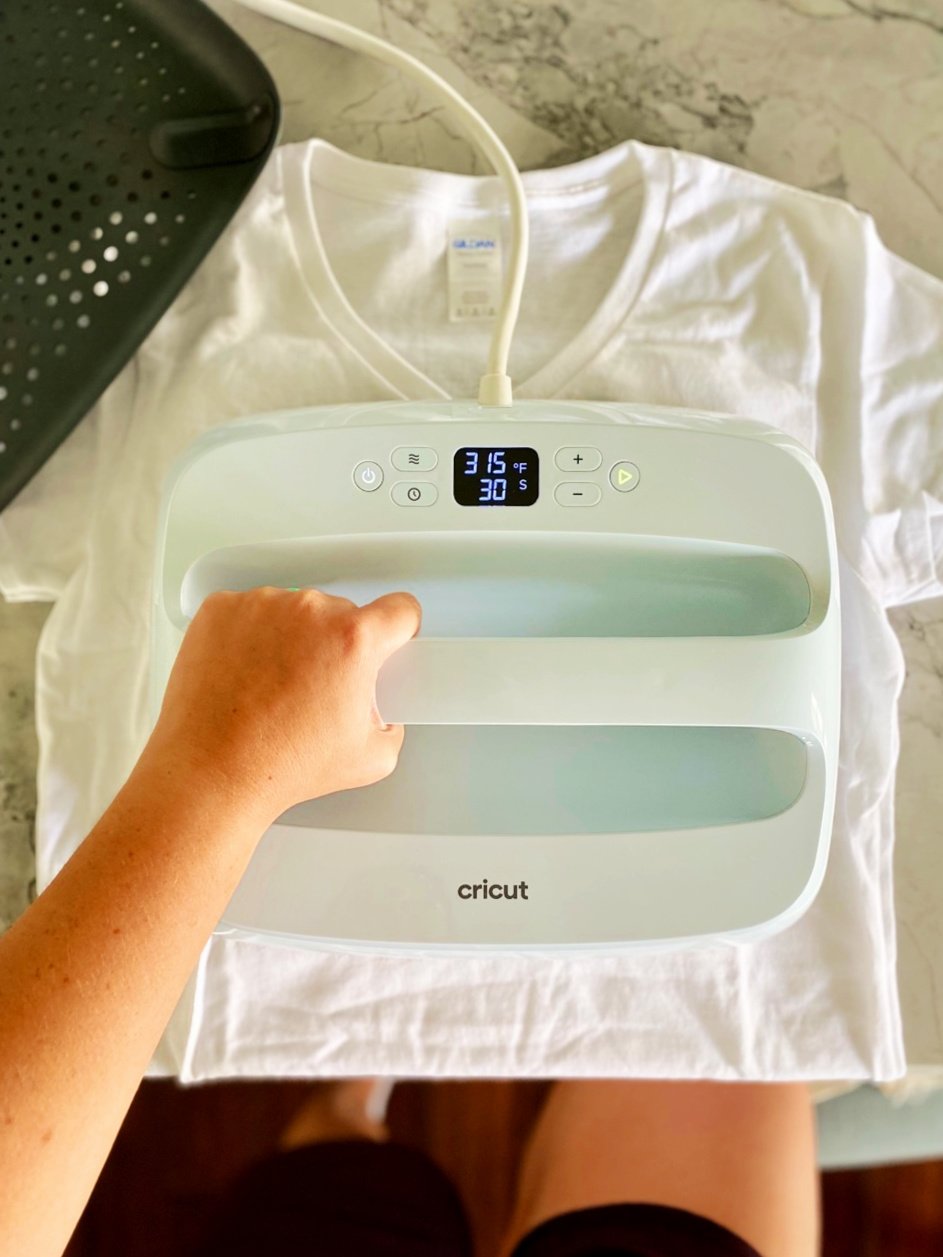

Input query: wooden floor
[64,1079,943,1257]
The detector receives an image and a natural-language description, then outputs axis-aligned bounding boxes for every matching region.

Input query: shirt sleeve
[856,217,943,607]
[0,362,136,603]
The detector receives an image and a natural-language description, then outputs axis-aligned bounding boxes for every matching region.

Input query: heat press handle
[375,633,827,734]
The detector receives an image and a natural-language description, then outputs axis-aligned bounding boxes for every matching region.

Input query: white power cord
[231,0,529,408]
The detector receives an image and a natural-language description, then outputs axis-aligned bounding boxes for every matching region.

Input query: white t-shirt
[2,138,941,1083]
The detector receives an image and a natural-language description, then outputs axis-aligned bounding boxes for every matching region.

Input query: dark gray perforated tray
[0,0,279,510]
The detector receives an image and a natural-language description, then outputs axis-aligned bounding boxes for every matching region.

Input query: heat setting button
[392,446,438,471]
[353,461,384,492]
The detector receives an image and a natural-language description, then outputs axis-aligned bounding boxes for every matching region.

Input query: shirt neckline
[280,138,674,401]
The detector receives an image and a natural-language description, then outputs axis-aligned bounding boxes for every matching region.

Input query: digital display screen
[453,447,539,506]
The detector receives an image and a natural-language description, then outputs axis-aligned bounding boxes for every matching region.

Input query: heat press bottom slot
[281,725,808,837]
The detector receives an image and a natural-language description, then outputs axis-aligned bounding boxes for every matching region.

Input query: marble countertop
[2,0,943,1076]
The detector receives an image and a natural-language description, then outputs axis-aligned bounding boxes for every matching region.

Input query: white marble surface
[2,0,943,1075]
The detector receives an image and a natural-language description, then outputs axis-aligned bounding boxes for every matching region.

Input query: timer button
[555,446,602,472]
[392,481,438,507]
[392,446,437,472]
[353,461,384,492]
[554,481,602,507]
[609,461,640,493]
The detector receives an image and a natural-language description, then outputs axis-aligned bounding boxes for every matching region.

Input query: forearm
[0,740,273,1257]
[0,583,417,1257]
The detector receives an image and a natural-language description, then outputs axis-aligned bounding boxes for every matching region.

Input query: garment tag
[447,219,503,322]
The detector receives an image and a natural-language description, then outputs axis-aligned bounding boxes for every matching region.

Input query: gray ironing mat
[0,0,279,510]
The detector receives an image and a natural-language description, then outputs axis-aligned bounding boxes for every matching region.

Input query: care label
[447,219,503,322]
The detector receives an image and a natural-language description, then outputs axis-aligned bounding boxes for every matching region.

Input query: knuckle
[297,587,326,605]
[297,588,354,617]
[199,589,234,616]
[338,613,369,655]
[357,731,403,788]
[380,727,405,771]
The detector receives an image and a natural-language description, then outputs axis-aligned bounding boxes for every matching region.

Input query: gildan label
[447,218,503,322]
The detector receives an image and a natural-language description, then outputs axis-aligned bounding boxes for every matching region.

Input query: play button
[609,460,640,493]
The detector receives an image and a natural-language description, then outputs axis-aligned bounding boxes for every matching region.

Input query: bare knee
[500,1080,819,1257]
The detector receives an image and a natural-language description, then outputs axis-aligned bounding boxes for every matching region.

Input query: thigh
[499,1081,819,1257]
[194,1139,473,1257]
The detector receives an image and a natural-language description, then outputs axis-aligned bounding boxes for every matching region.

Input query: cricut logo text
[458,880,529,901]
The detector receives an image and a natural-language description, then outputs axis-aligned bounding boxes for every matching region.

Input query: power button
[353,461,384,492]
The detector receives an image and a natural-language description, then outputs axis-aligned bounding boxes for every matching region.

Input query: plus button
[554,447,602,473]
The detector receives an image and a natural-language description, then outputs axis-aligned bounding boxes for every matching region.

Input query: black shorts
[194,1140,763,1257]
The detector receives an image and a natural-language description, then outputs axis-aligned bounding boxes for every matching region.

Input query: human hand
[145,586,421,822]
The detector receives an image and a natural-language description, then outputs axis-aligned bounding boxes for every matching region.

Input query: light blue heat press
[151,397,840,952]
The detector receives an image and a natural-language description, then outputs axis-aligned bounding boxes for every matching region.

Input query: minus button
[554,482,602,507]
